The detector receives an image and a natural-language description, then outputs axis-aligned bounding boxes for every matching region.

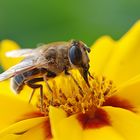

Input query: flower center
[36,70,116,116]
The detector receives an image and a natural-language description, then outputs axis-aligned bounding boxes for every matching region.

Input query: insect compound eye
[69,45,82,66]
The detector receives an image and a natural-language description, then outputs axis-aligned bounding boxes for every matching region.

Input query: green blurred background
[0,0,140,47]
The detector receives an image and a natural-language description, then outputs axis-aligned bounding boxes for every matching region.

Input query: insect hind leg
[26,78,44,112]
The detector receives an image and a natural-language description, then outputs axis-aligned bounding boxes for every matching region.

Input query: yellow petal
[89,36,115,75]
[104,21,140,85]
[114,74,140,111]
[83,126,125,140]
[0,117,47,140]
[49,106,83,140]
[0,80,13,95]
[56,114,83,140]
[49,106,67,139]
[0,134,20,140]
[103,106,140,140]
[78,108,124,140]
[19,118,52,140]
[49,106,124,140]
[0,40,22,70]
[0,93,38,130]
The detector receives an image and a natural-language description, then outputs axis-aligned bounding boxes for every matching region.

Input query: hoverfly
[0,40,91,111]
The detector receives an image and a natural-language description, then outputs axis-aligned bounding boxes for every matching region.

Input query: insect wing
[0,59,36,81]
[6,49,35,58]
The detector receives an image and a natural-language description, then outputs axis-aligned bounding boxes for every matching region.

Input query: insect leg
[43,75,53,93]
[43,75,54,105]
[65,70,85,96]
[28,88,35,104]
[88,71,94,79]
[26,78,44,112]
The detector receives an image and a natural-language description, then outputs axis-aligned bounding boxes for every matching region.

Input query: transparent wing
[0,53,49,81]
[6,49,35,57]
[0,58,37,81]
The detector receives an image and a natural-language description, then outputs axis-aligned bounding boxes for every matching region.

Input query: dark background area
[0,0,140,48]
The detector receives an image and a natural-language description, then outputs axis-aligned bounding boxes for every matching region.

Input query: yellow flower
[0,21,140,140]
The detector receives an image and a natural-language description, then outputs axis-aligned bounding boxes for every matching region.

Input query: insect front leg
[43,74,54,105]
[43,75,53,93]
[26,78,44,112]
[64,69,85,97]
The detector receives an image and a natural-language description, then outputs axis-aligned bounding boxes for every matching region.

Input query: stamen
[36,72,116,116]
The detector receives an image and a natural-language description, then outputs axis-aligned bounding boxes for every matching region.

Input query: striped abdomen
[10,68,44,94]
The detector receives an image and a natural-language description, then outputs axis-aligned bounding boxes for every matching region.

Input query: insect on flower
[0,40,91,111]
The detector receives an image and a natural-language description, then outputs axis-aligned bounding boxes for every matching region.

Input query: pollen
[36,70,116,116]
